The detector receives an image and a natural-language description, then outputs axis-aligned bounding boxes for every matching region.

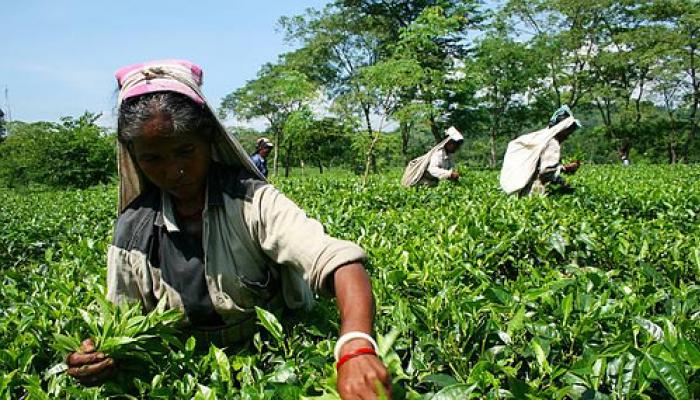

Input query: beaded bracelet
[335,347,377,371]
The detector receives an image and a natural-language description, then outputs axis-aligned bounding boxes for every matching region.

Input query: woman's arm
[249,185,391,398]
[333,263,392,399]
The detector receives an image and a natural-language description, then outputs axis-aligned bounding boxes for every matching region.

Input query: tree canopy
[218,0,700,174]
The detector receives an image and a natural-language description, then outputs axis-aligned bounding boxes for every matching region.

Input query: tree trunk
[363,131,382,186]
[284,142,292,177]
[429,113,441,143]
[489,110,501,168]
[362,105,377,173]
[595,98,614,137]
[318,159,323,174]
[685,42,698,162]
[669,112,678,164]
[634,71,647,129]
[400,121,410,164]
[550,57,562,108]
[619,139,630,163]
[687,99,698,162]
[669,141,677,164]
[489,129,497,168]
[272,126,281,176]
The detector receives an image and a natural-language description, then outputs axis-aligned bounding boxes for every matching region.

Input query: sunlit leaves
[1,165,700,398]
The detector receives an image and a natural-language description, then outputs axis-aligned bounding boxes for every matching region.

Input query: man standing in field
[500,105,582,196]
[250,137,274,178]
[401,126,464,187]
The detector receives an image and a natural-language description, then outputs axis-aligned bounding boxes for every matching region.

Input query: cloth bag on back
[401,137,450,187]
[499,116,578,194]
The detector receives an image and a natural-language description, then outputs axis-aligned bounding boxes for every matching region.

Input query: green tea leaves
[3,166,700,398]
[255,306,284,343]
[645,354,689,400]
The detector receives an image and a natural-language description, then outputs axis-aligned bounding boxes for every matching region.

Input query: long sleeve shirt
[520,138,564,196]
[426,148,454,180]
[250,153,268,177]
[538,139,563,183]
[106,164,366,342]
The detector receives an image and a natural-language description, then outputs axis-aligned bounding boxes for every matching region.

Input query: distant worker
[620,154,631,166]
[619,145,631,166]
[250,137,274,177]
[500,105,582,196]
[401,126,464,187]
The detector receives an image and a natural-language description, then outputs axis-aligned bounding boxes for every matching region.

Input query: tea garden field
[1,165,699,399]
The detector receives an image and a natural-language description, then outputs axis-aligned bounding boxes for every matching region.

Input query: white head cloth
[446,126,464,142]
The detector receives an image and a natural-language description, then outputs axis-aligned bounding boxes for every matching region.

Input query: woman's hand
[337,339,392,399]
[332,263,392,399]
[66,339,115,385]
[563,160,581,174]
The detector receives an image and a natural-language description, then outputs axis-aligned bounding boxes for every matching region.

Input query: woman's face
[444,140,462,154]
[259,146,272,157]
[131,116,211,202]
[555,125,577,142]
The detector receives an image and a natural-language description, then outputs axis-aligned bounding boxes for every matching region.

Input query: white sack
[401,137,450,187]
[499,116,577,194]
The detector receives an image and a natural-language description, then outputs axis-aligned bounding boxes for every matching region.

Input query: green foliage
[0,108,6,141]
[350,131,404,173]
[269,0,700,170]
[53,297,182,361]
[0,112,116,188]
[283,109,355,173]
[220,62,318,176]
[1,165,699,398]
[220,63,317,125]
[470,29,547,166]
[229,126,263,156]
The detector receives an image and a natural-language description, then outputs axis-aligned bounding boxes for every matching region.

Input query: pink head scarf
[116,59,205,105]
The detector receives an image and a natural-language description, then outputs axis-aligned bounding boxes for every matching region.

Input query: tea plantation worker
[65,60,391,399]
[499,105,582,196]
[250,137,274,177]
[619,144,631,166]
[400,126,464,187]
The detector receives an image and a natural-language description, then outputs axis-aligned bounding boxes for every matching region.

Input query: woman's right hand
[563,161,580,174]
[66,339,115,385]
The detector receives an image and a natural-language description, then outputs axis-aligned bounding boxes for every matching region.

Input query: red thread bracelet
[335,347,377,370]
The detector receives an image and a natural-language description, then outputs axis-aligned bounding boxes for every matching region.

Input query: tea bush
[1,165,699,399]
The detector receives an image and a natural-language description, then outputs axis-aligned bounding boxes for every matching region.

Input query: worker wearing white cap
[424,126,464,183]
[401,126,464,187]
[251,137,274,178]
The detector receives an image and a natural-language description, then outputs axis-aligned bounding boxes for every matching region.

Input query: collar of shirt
[154,165,229,233]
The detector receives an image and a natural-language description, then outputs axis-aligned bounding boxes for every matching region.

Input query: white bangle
[334,331,379,361]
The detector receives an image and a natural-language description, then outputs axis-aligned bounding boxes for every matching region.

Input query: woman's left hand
[336,339,392,399]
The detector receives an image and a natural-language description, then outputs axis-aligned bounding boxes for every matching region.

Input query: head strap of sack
[115,59,265,213]
[549,105,582,129]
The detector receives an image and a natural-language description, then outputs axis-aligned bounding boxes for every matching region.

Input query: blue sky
[1,0,330,126]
